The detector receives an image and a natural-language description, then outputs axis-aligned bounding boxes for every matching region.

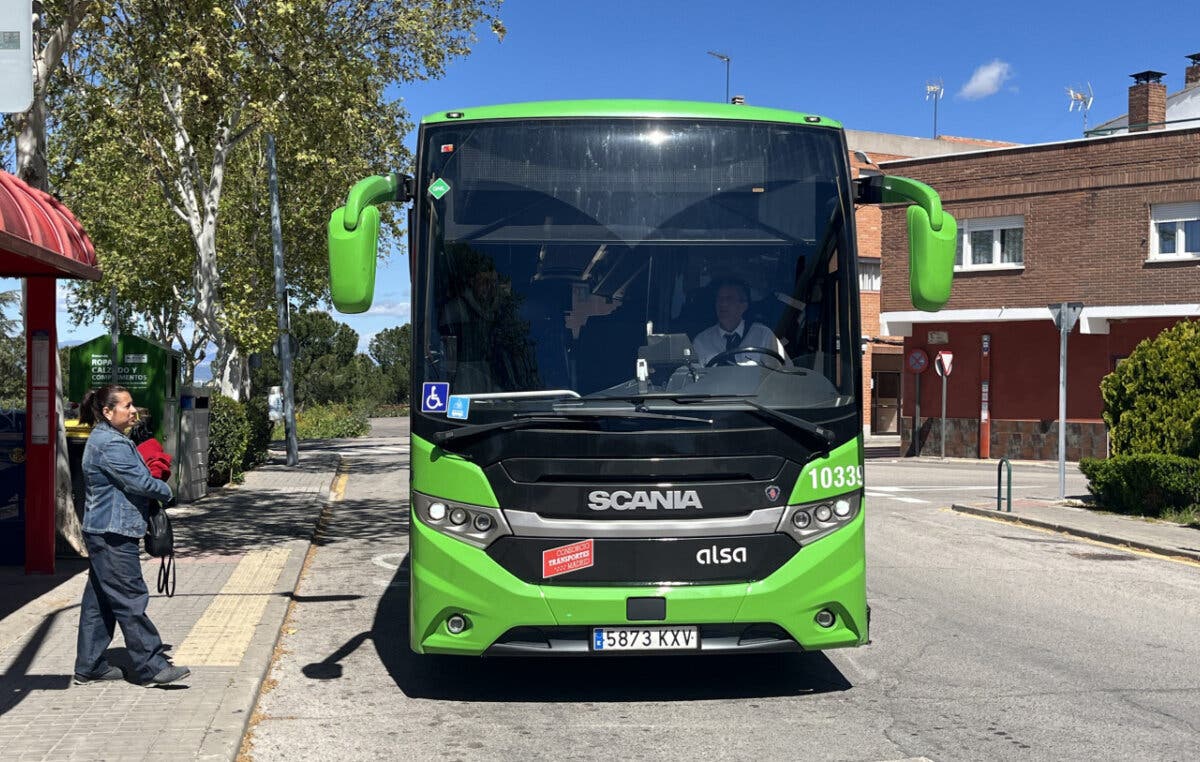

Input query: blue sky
[13,0,1200,374]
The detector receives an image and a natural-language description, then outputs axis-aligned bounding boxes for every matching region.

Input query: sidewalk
[0,450,339,762]
[952,498,1200,564]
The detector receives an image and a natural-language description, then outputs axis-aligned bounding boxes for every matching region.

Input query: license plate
[591,626,699,652]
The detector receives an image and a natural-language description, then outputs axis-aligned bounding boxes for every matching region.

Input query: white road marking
[865,491,929,504]
[371,552,405,571]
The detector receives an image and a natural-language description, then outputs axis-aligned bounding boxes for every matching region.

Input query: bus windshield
[419,118,856,417]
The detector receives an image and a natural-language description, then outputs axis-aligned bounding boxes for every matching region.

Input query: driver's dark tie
[725,332,742,352]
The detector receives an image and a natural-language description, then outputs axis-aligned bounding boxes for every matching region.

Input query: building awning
[0,170,100,281]
[881,303,1200,336]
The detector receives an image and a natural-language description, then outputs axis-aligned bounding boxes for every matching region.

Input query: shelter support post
[24,277,57,574]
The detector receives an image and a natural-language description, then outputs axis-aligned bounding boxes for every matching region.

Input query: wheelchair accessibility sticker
[421,382,450,414]
[447,395,470,420]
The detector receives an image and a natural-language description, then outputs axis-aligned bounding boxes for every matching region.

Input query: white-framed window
[858,258,881,291]
[1150,202,1200,260]
[954,216,1024,271]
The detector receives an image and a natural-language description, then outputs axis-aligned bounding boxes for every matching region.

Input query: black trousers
[74,532,170,682]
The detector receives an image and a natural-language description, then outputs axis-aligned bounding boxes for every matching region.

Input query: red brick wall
[879,127,1200,314]
[851,150,907,431]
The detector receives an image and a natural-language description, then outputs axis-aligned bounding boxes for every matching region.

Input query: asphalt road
[247,423,1200,761]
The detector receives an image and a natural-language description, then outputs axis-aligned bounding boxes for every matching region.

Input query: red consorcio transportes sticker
[542,539,594,579]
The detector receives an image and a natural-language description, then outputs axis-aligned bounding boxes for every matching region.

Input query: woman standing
[73,385,190,687]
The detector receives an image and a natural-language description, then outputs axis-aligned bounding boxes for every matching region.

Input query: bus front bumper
[408,511,867,656]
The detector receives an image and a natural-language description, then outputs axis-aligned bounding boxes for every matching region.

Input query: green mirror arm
[854,174,945,232]
[341,172,414,231]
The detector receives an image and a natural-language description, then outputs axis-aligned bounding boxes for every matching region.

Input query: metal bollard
[997,457,1012,512]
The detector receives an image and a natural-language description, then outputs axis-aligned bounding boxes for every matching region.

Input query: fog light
[449,508,469,526]
[814,504,833,522]
[791,510,812,529]
[428,502,447,521]
[833,499,852,518]
[473,513,493,532]
[815,609,836,628]
[446,614,469,634]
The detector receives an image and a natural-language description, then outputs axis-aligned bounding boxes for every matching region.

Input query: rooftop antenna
[1066,82,1094,134]
[925,80,944,138]
[707,51,731,103]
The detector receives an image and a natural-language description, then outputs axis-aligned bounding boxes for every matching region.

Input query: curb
[223,453,347,762]
[951,503,1200,564]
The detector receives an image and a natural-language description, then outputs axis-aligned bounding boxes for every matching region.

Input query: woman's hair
[127,418,154,445]
[79,385,129,426]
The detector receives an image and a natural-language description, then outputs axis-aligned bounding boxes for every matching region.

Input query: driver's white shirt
[692,320,791,367]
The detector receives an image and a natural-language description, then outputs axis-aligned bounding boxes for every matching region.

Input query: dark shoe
[141,664,191,687]
[73,665,124,685]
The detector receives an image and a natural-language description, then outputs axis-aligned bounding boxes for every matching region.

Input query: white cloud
[958,60,1013,100]
[365,301,411,318]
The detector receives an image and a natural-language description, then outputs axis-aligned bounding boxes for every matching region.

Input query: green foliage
[1078,455,1200,517]
[243,396,273,470]
[51,0,505,389]
[271,403,370,440]
[368,323,412,404]
[251,310,390,407]
[0,291,23,408]
[208,394,249,486]
[1100,320,1200,457]
[369,404,410,418]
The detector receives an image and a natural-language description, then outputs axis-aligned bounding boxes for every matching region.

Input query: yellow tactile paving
[172,548,290,666]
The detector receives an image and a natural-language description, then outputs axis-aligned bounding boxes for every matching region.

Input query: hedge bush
[1078,454,1200,517]
[1100,320,1200,457]
[208,394,249,486]
[243,396,273,470]
[272,403,370,441]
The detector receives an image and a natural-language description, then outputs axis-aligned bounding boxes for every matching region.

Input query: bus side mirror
[328,204,380,314]
[906,204,956,312]
[854,174,956,312]
[327,173,412,314]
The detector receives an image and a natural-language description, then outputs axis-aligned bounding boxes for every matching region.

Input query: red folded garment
[136,437,172,481]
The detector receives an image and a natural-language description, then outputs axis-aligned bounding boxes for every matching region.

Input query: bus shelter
[0,170,100,573]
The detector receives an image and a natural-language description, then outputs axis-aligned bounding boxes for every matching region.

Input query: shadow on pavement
[303,555,853,702]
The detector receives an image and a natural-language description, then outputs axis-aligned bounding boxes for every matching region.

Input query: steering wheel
[704,346,787,368]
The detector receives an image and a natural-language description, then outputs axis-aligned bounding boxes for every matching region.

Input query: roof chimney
[1186,53,1200,90]
[1128,70,1167,132]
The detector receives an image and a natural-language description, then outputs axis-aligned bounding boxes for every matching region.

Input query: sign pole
[1049,303,1083,500]
[268,133,299,466]
[941,372,947,459]
[906,348,930,457]
[915,373,921,456]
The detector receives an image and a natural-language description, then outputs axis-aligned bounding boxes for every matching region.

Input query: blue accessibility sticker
[447,395,470,420]
[420,382,450,414]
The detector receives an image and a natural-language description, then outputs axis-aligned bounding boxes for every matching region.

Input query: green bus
[328,100,954,656]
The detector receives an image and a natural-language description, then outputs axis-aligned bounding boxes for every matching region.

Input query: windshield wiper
[742,401,834,452]
[591,393,835,452]
[430,408,712,446]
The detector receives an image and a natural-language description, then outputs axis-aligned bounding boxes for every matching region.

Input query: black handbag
[144,502,176,597]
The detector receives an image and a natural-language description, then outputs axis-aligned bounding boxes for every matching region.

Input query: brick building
[845,131,1015,435]
[877,71,1200,460]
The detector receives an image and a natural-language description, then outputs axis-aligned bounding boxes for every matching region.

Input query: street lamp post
[707,50,730,103]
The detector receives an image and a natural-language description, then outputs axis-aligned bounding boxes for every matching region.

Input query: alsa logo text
[695,546,748,565]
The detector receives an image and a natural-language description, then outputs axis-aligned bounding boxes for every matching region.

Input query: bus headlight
[413,491,512,549]
[776,490,861,546]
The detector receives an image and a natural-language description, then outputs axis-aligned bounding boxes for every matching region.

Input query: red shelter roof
[0,170,100,281]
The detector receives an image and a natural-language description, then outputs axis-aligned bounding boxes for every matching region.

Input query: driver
[692,277,790,367]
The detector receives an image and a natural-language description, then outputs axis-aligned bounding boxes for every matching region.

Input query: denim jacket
[81,421,173,538]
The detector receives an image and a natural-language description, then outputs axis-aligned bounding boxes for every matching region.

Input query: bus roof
[420,99,841,129]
